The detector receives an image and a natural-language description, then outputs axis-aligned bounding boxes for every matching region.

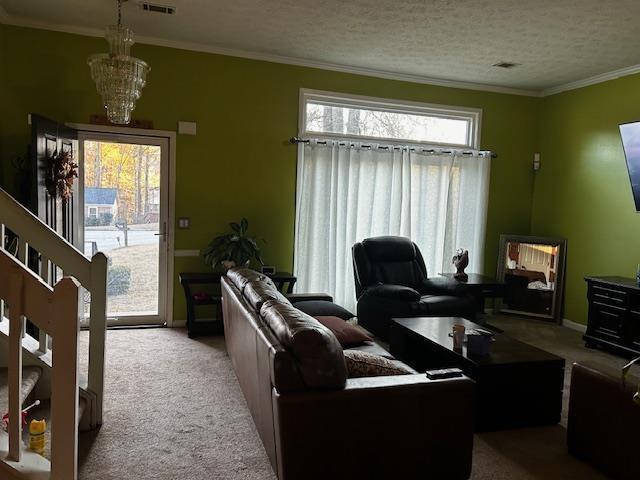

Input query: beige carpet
[470,314,626,480]
[77,329,275,480]
[75,315,637,480]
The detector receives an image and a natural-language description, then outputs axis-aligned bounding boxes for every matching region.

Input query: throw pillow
[314,316,372,347]
[343,350,416,378]
[294,300,354,320]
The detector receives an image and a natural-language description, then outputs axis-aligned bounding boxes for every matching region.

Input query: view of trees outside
[306,103,470,146]
[84,141,161,224]
[83,141,161,318]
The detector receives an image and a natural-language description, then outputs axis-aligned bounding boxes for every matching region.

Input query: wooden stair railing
[0,250,79,479]
[0,187,108,478]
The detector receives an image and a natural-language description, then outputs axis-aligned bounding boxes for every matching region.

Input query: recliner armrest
[363,284,421,301]
[287,293,333,303]
[420,277,470,296]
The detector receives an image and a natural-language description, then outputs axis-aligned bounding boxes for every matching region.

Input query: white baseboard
[562,318,587,333]
[172,319,187,327]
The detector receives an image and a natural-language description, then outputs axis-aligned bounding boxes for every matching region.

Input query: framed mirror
[496,235,567,322]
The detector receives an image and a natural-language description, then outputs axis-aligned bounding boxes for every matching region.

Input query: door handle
[154,222,167,241]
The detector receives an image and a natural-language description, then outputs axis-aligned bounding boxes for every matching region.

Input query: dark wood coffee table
[389,317,565,431]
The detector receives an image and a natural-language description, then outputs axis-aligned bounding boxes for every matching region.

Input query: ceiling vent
[141,3,176,15]
[492,61,521,69]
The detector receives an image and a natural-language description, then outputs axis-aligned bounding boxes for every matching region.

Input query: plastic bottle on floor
[29,419,46,455]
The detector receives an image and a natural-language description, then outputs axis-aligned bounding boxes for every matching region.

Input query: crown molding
[0,12,540,97]
[542,63,640,96]
[4,10,640,98]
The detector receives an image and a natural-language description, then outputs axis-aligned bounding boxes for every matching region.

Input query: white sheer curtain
[294,140,491,313]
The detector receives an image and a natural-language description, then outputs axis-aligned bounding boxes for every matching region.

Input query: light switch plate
[178,217,190,229]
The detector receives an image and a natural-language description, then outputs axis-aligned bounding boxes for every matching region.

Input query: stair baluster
[0,187,107,480]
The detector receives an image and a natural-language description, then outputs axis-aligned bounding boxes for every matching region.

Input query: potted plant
[203,218,264,271]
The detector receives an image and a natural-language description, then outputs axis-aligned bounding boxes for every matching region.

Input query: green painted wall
[532,74,640,325]
[0,23,5,186]
[0,25,539,321]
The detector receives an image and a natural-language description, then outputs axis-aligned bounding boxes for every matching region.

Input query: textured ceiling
[3,0,640,92]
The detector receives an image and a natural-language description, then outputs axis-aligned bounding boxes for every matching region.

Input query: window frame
[298,89,482,149]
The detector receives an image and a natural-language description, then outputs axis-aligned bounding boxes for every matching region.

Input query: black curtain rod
[289,137,497,158]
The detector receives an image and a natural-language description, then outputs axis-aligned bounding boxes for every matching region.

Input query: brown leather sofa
[221,267,475,480]
[568,361,640,479]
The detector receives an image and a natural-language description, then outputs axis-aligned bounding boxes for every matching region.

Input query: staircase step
[0,367,42,416]
[0,319,52,368]
[0,429,50,480]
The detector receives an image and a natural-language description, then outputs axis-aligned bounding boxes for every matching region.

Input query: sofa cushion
[261,300,347,389]
[244,280,290,312]
[227,267,275,293]
[343,350,416,378]
[294,300,354,320]
[314,316,372,347]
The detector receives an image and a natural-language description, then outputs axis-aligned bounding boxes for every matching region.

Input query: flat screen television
[619,121,640,211]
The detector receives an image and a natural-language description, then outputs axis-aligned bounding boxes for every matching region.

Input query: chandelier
[88,0,150,125]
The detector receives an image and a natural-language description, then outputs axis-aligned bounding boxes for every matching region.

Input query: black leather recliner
[352,236,476,340]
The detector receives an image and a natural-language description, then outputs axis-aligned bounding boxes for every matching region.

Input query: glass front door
[78,133,169,325]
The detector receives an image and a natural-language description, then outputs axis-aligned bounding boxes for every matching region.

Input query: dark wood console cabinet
[584,276,640,356]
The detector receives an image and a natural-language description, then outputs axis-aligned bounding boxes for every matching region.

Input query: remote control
[426,368,464,380]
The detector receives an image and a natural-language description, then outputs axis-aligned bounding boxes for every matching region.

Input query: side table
[439,273,505,315]
[179,271,297,338]
[267,271,297,294]
[179,272,223,338]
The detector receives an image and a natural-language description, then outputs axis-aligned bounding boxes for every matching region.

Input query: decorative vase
[452,249,469,281]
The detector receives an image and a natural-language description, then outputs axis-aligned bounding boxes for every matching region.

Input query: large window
[294,90,490,312]
[299,89,481,148]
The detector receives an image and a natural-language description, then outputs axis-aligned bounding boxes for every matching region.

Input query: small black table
[266,271,297,294]
[389,316,565,431]
[179,271,297,338]
[439,273,505,314]
[179,272,224,338]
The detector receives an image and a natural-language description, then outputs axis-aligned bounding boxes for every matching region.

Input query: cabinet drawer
[591,285,627,308]
[590,303,625,341]
[629,311,640,350]
[630,293,640,311]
